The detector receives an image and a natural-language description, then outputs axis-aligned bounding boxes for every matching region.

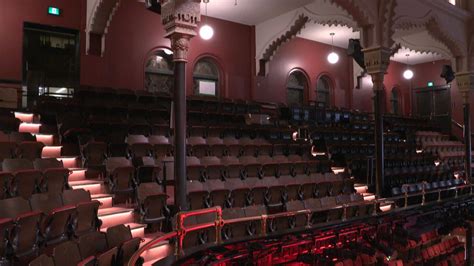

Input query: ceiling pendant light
[403,54,414,80]
[327,32,339,64]
[199,0,214,40]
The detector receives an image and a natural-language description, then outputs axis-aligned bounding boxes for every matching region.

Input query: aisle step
[35,134,54,145]
[101,223,146,238]
[68,168,87,181]
[19,123,41,134]
[91,194,113,208]
[14,112,34,123]
[354,184,368,194]
[98,207,135,228]
[363,193,375,201]
[42,146,62,158]
[69,179,103,194]
[140,233,172,264]
[57,157,80,168]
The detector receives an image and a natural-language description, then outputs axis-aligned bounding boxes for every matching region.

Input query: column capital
[362,46,391,91]
[456,72,474,104]
[160,0,200,61]
[362,46,391,75]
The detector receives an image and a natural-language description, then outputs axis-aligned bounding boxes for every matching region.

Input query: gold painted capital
[362,47,391,91]
[456,72,474,104]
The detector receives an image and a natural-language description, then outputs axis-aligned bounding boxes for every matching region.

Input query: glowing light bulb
[327,52,339,64]
[199,25,214,40]
[403,69,414,80]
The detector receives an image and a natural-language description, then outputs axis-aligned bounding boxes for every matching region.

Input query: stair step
[42,146,62,158]
[18,122,41,134]
[91,194,113,208]
[14,112,34,123]
[140,233,172,263]
[362,193,375,201]
[57,157,80,168]
[98,207,135,228]
[101,223,146,238]
[68,168,87,181]
[69,179,103,194]
[35,134,54,145]
[354,184,368,194]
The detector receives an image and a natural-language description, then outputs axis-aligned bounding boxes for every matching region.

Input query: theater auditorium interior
[2,0,474,265]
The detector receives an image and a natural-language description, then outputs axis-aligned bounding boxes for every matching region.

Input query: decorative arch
[192,55,224,97]
[286,68,311,106]
[143,47,174,94]
[393,12,465,59]
[258,14,309,76]
[315,73,335,108]
[86,0,121,56]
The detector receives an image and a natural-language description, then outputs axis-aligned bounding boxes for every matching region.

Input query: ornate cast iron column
[456,72,474,182]
[160,0,200,211]
[362,47,391,197]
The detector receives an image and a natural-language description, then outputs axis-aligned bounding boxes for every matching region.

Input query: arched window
[316,75,332,108]
[287,71,308,106]
[391,88,400,114]
[144,49,174,94]
[193,57,220,97]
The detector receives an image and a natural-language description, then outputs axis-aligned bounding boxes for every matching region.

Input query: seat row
[0,140,45,160]
[391,178,465,198]
[187,173,355,209]
[27,224,140,266]
[0,189,100,263]
[178,193,371,250]
[0,158,71,199]
[185,156,331,182]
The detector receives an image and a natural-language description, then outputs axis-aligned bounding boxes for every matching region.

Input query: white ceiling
[298,24,360,50]
[180,0,446,65]
[391,47,444,65]
[201,0,313,25]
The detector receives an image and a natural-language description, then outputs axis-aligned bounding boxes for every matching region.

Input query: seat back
[106,224,132,248]
[62,189,92,205]
[28,254,54,266]
[2,158,34,172]
[77,231,109,259]
[53,241,82,265]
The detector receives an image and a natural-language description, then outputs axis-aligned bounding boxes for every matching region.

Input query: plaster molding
[393,11,465,58]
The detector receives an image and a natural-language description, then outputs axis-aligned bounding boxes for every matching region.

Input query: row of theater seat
[395,229,465,264]
[28,224,140,266]
[391,178,465,200]
[0,158,72,199]
[0,189,99,263]
[187,173,355,209]
[178,193,371,250]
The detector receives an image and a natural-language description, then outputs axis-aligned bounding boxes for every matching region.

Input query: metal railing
[128,183,474,266]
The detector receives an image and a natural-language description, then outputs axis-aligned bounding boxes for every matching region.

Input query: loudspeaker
[145,0,161,14]
[347,39,365,69]
[440,65,455,84]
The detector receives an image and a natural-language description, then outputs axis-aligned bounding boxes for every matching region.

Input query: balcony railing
[128,183,474,266]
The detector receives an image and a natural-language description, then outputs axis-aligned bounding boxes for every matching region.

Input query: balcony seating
[106,224,141,265]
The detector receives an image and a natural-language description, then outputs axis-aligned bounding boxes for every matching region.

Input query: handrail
[128,183,474,266]
[451,119,463,130]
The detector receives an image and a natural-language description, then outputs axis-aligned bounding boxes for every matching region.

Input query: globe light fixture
[327,33,339,64]
[199,0,214,40]
[199,24,214,40]
[403,54,414,80]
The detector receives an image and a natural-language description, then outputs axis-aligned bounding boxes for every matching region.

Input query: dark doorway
[23,22,80,104]
[412,85,452,133]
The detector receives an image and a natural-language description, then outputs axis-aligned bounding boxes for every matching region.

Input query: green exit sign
[48,6,61,16]
[427,81,434,87]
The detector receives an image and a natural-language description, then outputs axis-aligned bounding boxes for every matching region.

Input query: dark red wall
[254,37,352,107]
[82,0,253,99]
[0,0,84,82]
